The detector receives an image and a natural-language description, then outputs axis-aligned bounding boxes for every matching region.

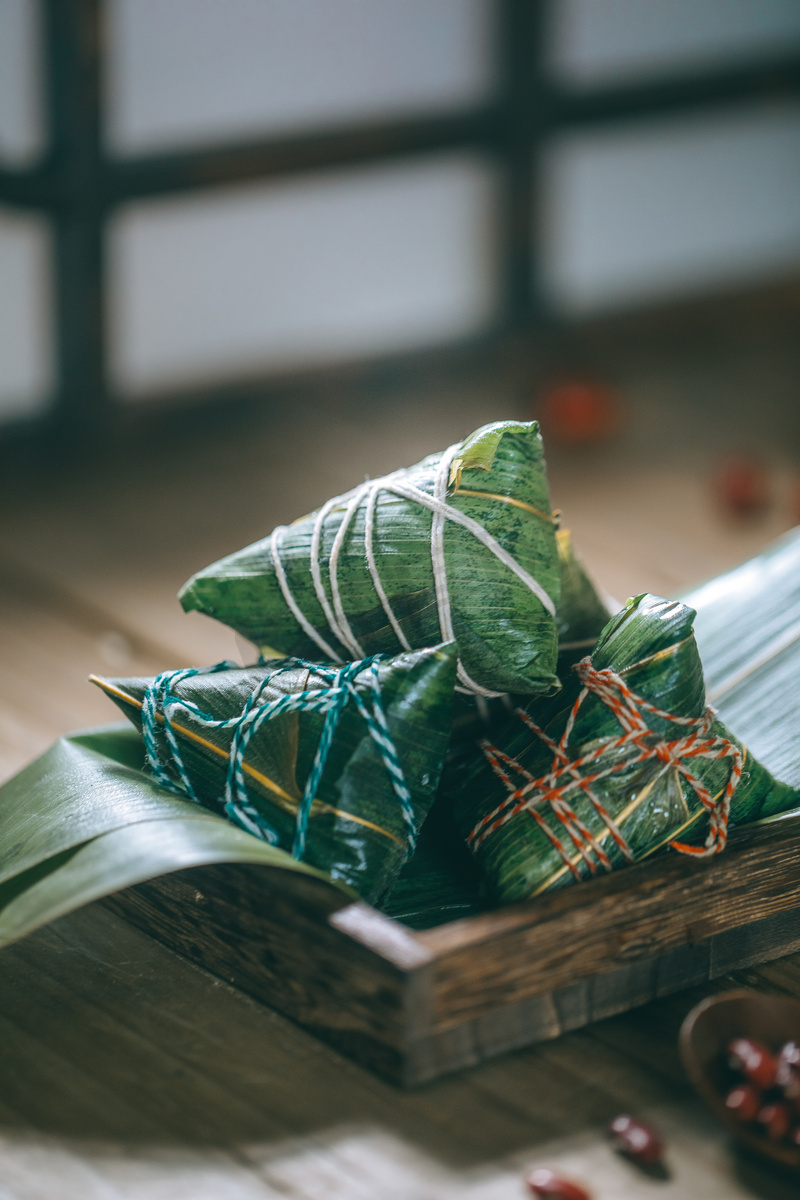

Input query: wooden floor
[2,311,800,1198]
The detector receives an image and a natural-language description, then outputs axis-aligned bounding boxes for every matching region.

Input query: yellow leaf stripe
[90,677,404,847]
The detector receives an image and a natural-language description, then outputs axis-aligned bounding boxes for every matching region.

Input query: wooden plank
[104,809,800,1086]
[103,866,421,1085]
[420,816,800,1026]
[0,557,173,783]
[2,900,794,1200]
[404,906,800,1085]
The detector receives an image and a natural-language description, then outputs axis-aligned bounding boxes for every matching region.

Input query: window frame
[1,0,799,435]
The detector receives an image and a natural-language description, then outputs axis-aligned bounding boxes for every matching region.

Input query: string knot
[469,655,742,880]
[140,656,417,864]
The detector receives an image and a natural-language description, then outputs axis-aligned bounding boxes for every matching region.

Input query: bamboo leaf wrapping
[554,529,612,673]
[406,533,613,922]
[93,644,457,904]
[448,529,611,752]
[378,795,486,929]
[3,512,800,947]
[688,526,800,789]
[179,421,561,697]
[448,593,799,904]
[0,726,349,948]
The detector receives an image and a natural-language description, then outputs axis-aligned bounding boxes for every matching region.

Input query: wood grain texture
[105,809,800,1086]
[423,816,800,1032]
[7,902,798,1200]
[3,335,800,1193]
[103,865,416,1084]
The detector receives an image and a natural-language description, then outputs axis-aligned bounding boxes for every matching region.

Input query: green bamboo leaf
[447,592,799,904]
[0,814,347,948]
[379,794,486,929]
[179,421,561,696]
[385,528,613,927]
[0,727,349,947]
[93,643,458,904]
[687,526,800,789]
[0,724,214,888]
[447,528,612,752]
[554,529,612,672]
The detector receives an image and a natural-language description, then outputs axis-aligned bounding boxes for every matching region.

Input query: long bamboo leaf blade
[179,421,561,696]
[0,813,349,948]
[0,723,220,889]
[448,593,799,904]
[686,526,800,788]
[94,644,458,905]
[0,727,351,947]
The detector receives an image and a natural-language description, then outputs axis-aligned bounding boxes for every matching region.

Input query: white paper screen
[109,155,497,395]
[0,0,44,165]
[550,0,800,87]
[542,102,800,313]
[106,0,494,156]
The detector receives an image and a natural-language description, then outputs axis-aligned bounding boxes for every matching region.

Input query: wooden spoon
[680,989,800,1172]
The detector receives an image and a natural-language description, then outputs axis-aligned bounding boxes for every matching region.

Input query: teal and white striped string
[142,661,237,798]
[140,655,416,860]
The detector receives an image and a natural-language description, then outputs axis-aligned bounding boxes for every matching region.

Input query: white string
[364,482,413,653]
[270,443,556,696]
[328,485,369,659]
[380,481,555,610]
[430,445,455,643]
[309,494,346,647]
[270,527,343,663]
[429,446,492,695]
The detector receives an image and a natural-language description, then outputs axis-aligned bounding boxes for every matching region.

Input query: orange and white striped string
[468,657,743,875]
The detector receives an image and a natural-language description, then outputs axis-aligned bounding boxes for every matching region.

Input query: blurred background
[1,0,800,780]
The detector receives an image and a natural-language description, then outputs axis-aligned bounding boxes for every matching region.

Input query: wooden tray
[103,808,800,1087]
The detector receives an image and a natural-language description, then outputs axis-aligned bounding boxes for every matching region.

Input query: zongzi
[179,421,561,698]
[447,593,798,904]
[93,643,457,904]
[447,527,611,748]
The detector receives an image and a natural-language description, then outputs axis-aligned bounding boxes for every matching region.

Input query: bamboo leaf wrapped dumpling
[92,643,457,904]
[179,421,561,697]
[447,594,798,904]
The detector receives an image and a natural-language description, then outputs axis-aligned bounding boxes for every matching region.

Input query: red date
[727,1038,777,1090]
[776,1061,800,1102]
[758,1103,792,1141]
[725,1084,761,1123]
[723,1035,800,1149]
[778,1041,800,1069]
[526,1166,591,1199]
[713,456,769,517]
[608,1114,663,1164]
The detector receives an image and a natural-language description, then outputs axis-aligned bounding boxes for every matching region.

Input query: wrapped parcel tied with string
[445,594,799,904]
[92,643,457,904]
[179,421,561,698]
